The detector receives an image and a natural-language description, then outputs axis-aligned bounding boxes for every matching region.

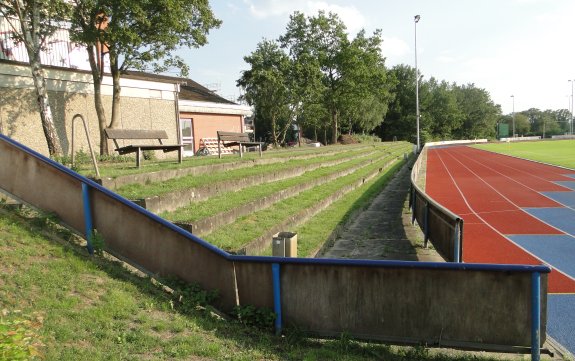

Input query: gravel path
[319,157,443,262]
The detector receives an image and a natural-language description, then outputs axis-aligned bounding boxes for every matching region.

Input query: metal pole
[511,95,515,138]
[569,80,575,135]
[414,15,421,151]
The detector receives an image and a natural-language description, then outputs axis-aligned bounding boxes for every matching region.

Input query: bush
[351,134,381,143]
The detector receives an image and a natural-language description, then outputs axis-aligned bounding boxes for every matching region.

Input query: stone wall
[0,61,178,158]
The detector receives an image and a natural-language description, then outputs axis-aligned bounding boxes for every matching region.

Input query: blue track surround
[523,208,575,235]
[508,235,575,280]
[548,295,575,355]
[554,181,575,191]
[0,134,553,359]
[543,191,575,208]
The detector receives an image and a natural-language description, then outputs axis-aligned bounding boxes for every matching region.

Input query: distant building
[0,16,251,158]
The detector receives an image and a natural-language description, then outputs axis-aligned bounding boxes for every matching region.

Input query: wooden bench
[216,131,263,158]
[104,128,183,168]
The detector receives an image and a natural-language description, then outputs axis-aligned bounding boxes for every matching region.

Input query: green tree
[453,83,500,139]
[70,0,221,154]
[238,40,293,146]
[377,64,416,142]
[421,78,462,140]
[0,0,70,156]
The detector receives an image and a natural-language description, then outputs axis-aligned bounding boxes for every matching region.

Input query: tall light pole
[569,80,574,135]
[414,14,421,151]
[511,95,515,138]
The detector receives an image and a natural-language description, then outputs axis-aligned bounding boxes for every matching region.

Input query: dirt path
[319,157,443,262]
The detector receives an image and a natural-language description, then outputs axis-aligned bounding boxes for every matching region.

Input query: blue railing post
[272,263,282,336]
[531,272,541,361]
[81,183,94,255]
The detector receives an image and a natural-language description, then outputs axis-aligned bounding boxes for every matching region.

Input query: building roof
[0,58,238,105]
[121,70,236,105]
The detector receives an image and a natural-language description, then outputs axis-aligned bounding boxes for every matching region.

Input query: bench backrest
[217,131,251,142]
[104,128,168,140]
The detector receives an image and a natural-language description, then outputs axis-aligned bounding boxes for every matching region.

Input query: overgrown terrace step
[172,152,392,236]
[239,156,404,255]
[124,149,391,214]
[94,144,377,190]
[201,149,408,254]
[116,146,381,199]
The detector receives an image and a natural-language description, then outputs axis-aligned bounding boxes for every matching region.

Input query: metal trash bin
[272,232,297,257]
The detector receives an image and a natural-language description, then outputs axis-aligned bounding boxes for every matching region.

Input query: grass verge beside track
[473,140,575,169]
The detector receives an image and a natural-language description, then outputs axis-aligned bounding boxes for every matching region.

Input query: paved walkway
[319,157,443,262]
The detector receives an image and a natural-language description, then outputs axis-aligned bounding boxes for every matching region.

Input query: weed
[142,150,156,161]
[164,278,219,314]
[232,305,276,330]
[90,229,105,256]
[0,309,44,360]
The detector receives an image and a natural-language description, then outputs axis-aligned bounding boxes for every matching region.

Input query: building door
[180,118,194,156]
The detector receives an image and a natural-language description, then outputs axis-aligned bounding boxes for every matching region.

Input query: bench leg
[239,145,243,158]
[136,148,141,168]
[218,139,222,159]
[178,146,183,163]
[258,144,262,157]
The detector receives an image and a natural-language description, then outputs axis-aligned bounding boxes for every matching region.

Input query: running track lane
[426,145,575,353]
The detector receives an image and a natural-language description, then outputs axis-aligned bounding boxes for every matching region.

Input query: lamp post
[569,80,574,135]
[414,14,421,151]
[511,95,515,138]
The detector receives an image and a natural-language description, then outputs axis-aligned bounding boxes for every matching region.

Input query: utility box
[272,232,298,257]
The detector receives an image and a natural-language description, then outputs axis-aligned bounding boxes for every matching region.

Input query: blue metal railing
[0,133,550,359]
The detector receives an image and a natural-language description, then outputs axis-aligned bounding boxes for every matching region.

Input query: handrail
[0,133,551,359]
[410,145,463,262]
[71,113,100,178]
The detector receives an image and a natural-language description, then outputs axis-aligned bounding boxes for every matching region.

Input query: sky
[176,0,575,115]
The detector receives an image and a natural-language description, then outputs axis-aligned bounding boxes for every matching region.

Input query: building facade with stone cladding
[0,60,179,158]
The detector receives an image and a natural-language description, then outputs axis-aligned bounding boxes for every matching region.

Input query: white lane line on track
[456,148,575,213]
[434,149,575,284]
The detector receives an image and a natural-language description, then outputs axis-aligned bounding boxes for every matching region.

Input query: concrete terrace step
[95,144,377,190]
[126,146,407,214]
[174,152,396,237]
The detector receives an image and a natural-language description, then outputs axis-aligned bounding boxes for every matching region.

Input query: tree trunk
[109,52,121,129]
[87,46,109,155]
[29,60,63,157]
[331,110,338,144]
[271,115,279,146]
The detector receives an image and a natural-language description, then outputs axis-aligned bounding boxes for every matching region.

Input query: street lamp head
[414,15,420,23]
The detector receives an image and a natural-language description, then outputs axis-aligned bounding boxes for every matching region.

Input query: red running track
[426,145,575,293]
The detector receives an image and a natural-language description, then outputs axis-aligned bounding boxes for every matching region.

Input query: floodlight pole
[569,80,574,135]
[511,95,515,138]
[414,15,421,152]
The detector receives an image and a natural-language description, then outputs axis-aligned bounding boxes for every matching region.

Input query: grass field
[0,206,506,361]
[473,140,575,169]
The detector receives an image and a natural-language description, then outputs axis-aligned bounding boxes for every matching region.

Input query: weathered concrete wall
[0,135,548,350]
[0,62,177,158]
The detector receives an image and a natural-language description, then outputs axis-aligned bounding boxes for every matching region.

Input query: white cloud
[243,0,367,34]
[380,36,409,59]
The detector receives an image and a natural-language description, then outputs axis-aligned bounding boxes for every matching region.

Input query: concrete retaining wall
[0,134,549,352]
